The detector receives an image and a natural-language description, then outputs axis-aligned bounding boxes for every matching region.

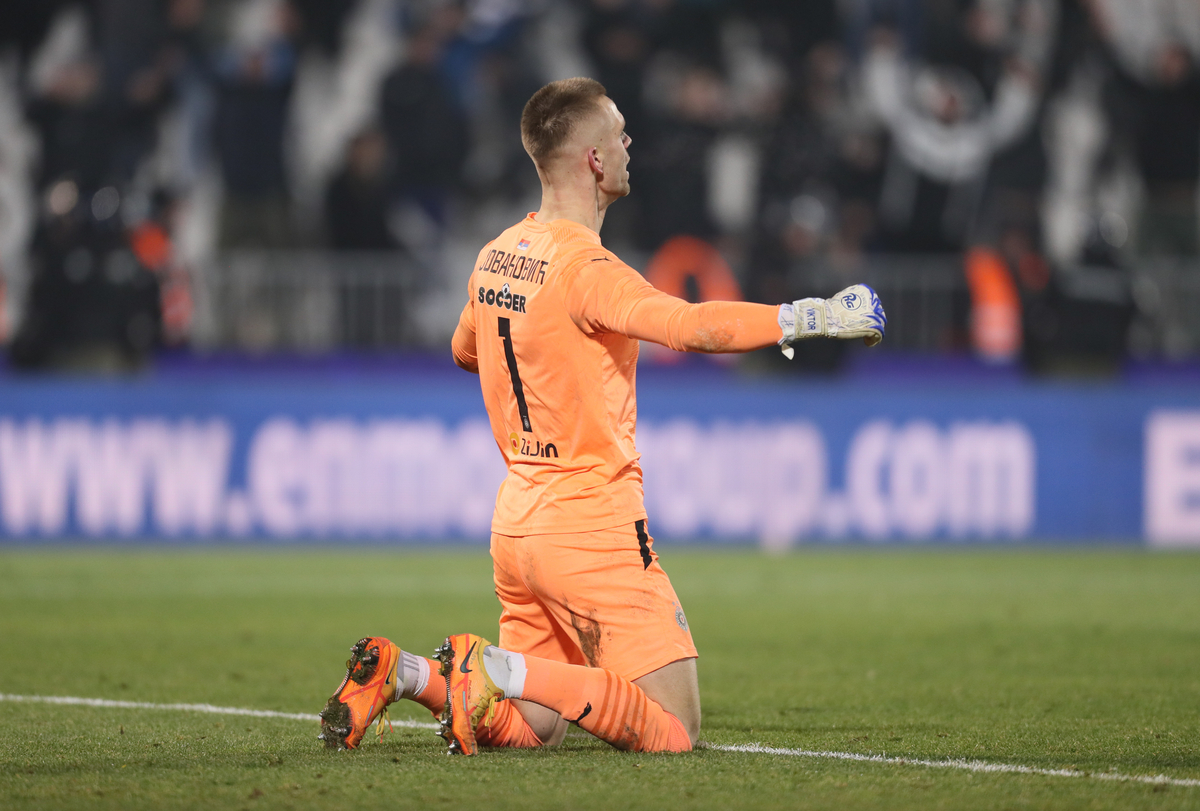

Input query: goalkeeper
[319,77,886,755]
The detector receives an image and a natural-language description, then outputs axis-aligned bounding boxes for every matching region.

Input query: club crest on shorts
[673,602,689,631]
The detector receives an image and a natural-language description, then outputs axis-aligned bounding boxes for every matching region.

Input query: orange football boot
[318,636,400,750]
[433,634,504,755]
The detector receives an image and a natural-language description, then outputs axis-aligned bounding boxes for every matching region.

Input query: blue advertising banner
[1,365,1197,545]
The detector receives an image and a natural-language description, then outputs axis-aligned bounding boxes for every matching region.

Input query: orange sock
[519,656,692,752]
[476,701,543,748]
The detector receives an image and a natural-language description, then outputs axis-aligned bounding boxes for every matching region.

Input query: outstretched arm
[563,255,782,353]
[562,253,885,355]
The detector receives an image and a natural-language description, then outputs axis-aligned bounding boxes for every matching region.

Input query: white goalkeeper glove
[778,284,886,359]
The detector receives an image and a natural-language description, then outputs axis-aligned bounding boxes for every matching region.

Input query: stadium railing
[192,250,1200,358]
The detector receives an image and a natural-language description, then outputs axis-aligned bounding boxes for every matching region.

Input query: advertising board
[0,371,1196,545]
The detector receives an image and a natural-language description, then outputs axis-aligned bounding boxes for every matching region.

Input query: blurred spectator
[288,0,358,58]
[643,0,723,73]
[136,189,193,346]
[740,0,840,70]
[750,42,884,305]
[10,179,161,369]
[581,0,654,141]
[467,45,544,200]
[211,0,297,248]
[378,20,469,234]
[634,61,726,251]
[841,0,924,63]
[455,5,543,201]
[96,0,176,181]
[969,0,1057,348]
[1089,0,1200,256]
[865,22,1040,253]
[22,0,198,190]
[947,0,1057,254]
[1127,43,1200,255]
[324,127,400,250]
[964,245,1023,363]
[23,5,112,190]
[0,1,77,66]
[160,0,216,191]
[434,0,528,115]
[324,126,404,348]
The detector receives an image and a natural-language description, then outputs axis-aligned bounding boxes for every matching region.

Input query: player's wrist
[778,299,828,359]
[792,298,829,339]
[778,299,828,341]
[777,303,794,345]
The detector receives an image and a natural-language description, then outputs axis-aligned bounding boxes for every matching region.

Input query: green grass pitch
[1,547,1198,810]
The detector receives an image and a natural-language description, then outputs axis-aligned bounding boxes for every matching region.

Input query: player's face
[595,97,632,198]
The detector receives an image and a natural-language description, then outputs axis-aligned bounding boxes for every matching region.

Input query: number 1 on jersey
[498,317,532,432]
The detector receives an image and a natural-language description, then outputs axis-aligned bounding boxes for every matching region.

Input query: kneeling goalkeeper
[319,77,886,755]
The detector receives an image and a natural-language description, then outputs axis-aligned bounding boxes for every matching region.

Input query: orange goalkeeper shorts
[490,520,698,682]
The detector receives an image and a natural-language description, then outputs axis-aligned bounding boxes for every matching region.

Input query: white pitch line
[0,694,438,730]
[3,694,1197,788]
[708,744,1200,789]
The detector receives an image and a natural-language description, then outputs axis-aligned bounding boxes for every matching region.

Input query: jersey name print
[476,247,549,284]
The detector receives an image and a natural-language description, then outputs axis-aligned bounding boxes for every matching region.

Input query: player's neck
[534,181,613,235]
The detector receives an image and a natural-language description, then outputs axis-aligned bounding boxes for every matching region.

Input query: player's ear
[587,147,603,177]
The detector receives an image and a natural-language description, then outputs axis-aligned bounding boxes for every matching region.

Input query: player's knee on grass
[670,706,701,748]
[511,698,570,745]
[635,658,701,747]
[678,709,701,747]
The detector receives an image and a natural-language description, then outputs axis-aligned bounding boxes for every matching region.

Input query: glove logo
[841,292,861,310]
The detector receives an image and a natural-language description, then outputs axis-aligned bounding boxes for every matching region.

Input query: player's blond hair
[520,77,608,165]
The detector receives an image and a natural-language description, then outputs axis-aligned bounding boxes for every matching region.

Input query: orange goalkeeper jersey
[452,214,782,536]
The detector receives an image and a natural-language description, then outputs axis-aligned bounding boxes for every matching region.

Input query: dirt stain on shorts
[569,610,603,667]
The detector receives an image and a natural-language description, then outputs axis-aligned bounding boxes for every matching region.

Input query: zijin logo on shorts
[479,284,527,313]
[509,431,559,458]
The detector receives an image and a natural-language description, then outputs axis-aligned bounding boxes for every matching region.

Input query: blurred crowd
[0,0,1198,367]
